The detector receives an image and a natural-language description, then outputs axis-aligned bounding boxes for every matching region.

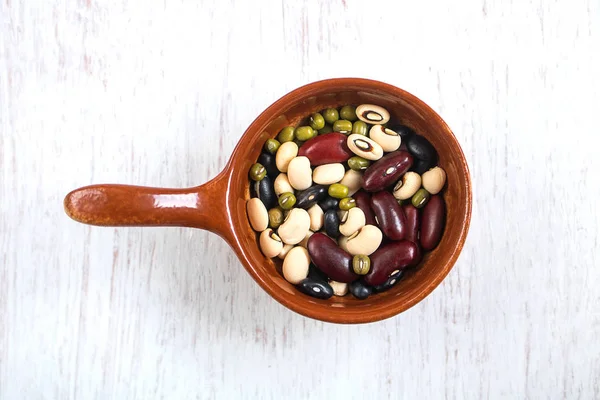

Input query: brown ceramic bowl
[64,78,472,324]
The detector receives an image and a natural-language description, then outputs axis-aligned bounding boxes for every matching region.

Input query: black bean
[372,270,405,293]
[323,209,341,239]
[406,134,438,162]
[253,175,277,209]
[410,158,436,174]
[349,280,372,300]
[296,278,334,299]
[296,185,328,209]
[258,152,279,178]
[318,196,339,211]
[308,263,329,282]
[388,124,416,140]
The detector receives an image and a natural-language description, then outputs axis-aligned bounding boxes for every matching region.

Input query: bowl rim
[225,77,472,324]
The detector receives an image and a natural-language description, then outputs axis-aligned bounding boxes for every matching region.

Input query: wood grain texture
[1,0,599,398]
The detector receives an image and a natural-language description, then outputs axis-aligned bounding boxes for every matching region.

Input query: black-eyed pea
[277,208,311,245]
[392,172,422,200]
[369,125,401,152]
[339,207,366,237]
[329,280,348,296]
[274,173,294,196]
[275,142,299,172]
[246,198,269,231]
[312,163,345,185]
[259,229,284,258]
[356,104,390,125]
[282,246,311,284]
[346,134,384,161]
[421,166,447,195]
[339,169,363,196]
[344,225,383,256]
[307,204,324,231]
[287,156,313,190]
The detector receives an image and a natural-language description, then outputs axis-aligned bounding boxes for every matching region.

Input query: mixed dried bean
[246,103,448,300]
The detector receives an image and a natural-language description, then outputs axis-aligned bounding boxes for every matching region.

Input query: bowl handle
[64,170,234,241]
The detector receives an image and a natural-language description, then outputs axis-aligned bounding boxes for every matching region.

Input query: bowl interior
[226,78,471,323]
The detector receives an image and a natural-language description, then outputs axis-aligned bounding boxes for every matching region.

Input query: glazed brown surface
[64,78,472,324]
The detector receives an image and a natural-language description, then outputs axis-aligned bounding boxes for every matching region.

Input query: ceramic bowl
[64,78,472,324]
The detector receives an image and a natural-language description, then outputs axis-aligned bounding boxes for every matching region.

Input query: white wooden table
[1,0,599,398]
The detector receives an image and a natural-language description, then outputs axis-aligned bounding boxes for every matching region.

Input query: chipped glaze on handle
[64,170,233,241]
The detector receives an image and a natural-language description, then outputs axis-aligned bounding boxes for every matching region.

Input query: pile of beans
[246,104,447,300]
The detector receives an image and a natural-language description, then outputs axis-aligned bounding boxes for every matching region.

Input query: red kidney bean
[353,191,377,226]
[298,132,353,166]
[307,233,357,283]
[420,195,446,251]
[370,191,406,240]
[363,241,419,286]
[402,204,420,244]
[362,151,413,192]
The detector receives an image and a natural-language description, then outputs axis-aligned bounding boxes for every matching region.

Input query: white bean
[259,229,284,258]
[277,208,310,245]
[275,141,298,172]
[287,156,313,190]
[422,166,447,195]
[246,198,268,231]
[274,173,294,196]
[329,280,348,296]
[344,225,383,256]
[282,246,310,284]
[277,243,294,259]
[339,207,366,237]
[307,204,324,231]
[339,169,363,196]
[312,163,345,185]
[299,230,314,248]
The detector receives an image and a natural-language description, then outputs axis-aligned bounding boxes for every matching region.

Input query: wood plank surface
[1,0,599,398]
